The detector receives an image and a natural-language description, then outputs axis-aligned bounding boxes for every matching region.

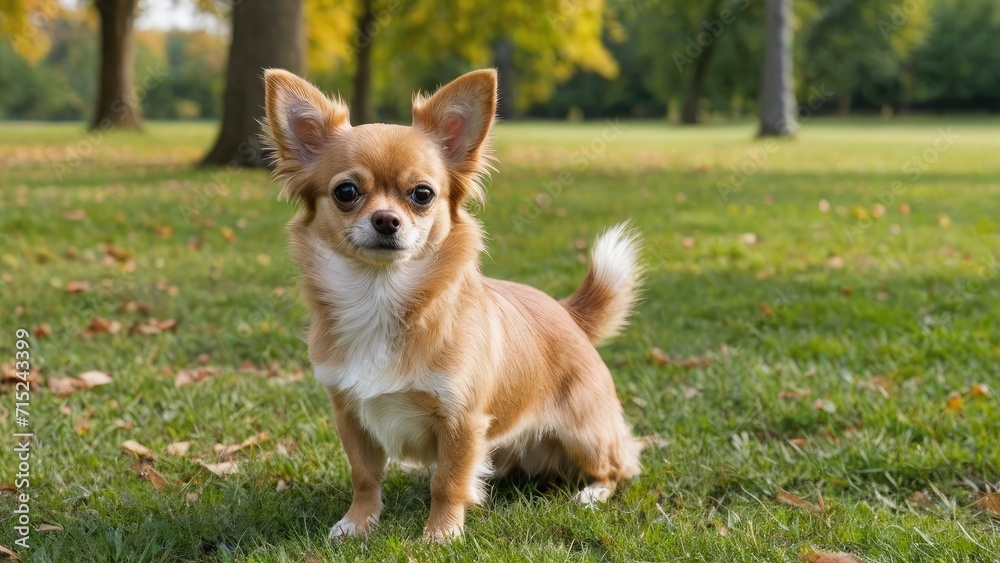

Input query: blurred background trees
[1,0,998,139]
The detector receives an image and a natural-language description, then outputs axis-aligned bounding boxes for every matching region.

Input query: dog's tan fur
[263,68,644,541]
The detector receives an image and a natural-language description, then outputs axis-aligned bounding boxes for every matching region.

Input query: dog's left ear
[412,69,497,203]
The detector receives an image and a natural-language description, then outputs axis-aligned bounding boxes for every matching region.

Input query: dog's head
[263,69,497,265]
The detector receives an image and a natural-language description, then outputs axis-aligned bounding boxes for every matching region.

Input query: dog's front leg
[425,413,490,541]
[328,391,387,539]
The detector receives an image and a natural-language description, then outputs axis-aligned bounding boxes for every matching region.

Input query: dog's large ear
[263,69,350,197]
[412,69,497,205]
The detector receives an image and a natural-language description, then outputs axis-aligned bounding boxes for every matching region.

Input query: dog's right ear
[263,69,350,186]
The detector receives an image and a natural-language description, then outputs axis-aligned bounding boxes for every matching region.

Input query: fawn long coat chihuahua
[263,68,645,541]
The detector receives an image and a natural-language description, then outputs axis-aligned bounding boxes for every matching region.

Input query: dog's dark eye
[333,182,360,205]
[410,185,435,206]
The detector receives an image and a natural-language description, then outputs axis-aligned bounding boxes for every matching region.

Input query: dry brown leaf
[62,209,87,221]
[32,324,52,339]
[649,347,670,367]
[130,458,167,490]
[788,438,807,448]
[802,552,863,563]
[175,366,220,388]
[129,318,179,336]
[166,441,192,457]
[779,388,813,399]
[200,461,240,476]
[64,280,91,293]
[776,488,823,513]
[122,440,156,460]
[155,225,174,238]
[977,493,1000,515]
[0,544,22,561]
[101,243,131,262]
[35,523,62,533]
[907,490,933,507]
[220,226,236,243]
[214,432,270,460]
[86,317,122,336]
[739,232,758,245]
[946,392,964,414]
[681,357,711,369]
[48,377,81,397]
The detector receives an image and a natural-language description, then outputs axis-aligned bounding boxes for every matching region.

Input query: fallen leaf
[899,203,911,215]
[788,438,807,448]
[200,461,240,476]
[276,479,290,492]
[871,203,885,218]
[970,383,990,399]
[166,441,192,457]
[776,488,823,513]
[214,432,270,460]
[122,440,156,461]
[185,492,200,503]
[938,213,952,228]
[86,317,122,336]
[175,366,220,388]
[818,199,831,213]
[681,236,695,249]
[155,225,174,238]
[977,493,1000,515]
[779,388,813,399]
[739,232,758,245]
[196,353,210,365]
[907,490,933,507]
[946,392,964,414]
[130,458,167,490]
[32,324,52,338]
[649,347,670,366]
[35,523,62,533]
[64,280,91,293]
[0,545,21,561]
[864,376,895,398]
[62,209,87,221]
[825,256,845,269]
[101,243,131,262]
[129,318,179,336]
[840,286,852,296]
[802,552,863,563]
[681,357,710,369]
[682,386,701,400]
[220,226,236,243]
[759,301,774,317]
[77,370,112,388]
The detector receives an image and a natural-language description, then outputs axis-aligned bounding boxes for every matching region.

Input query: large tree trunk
[758,0,797,137]
[91,0,141,131]
[351,0,375,125]
[202,0,304,167]
[492,37,516,120]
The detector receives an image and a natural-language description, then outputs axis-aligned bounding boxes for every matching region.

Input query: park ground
[1,118,999,561]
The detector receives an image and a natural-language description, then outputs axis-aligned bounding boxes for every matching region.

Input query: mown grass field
[1,118,999,562]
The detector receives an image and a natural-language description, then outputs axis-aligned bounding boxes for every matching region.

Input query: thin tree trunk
[352,0,375,125]
[91,0,141,131]
[680,41,717,124]
[492,37,516,119]
[202,0,304,167]
[759,0,797,137]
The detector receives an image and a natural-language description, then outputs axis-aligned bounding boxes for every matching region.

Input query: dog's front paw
[423,521,463,543]
[575,485,612,507]
[328,513,378,540]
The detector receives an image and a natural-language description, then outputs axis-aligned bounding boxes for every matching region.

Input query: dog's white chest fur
[309,243,448,461]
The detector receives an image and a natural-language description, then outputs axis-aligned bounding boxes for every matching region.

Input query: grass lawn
[1,117,999,561]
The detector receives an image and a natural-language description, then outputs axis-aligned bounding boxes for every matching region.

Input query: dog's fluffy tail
[562,222,643,346]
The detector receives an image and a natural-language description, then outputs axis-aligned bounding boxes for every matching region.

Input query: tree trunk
[680,41,717,124]
[758,0,797,137]
[91,0,141,131]
[352,0,375,125]
[492,37,516,120]
[202,0,304,167]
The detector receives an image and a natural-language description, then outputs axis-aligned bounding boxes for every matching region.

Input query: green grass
[1,118,999,561]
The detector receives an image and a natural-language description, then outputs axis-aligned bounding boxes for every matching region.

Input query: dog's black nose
[371,210,401,235]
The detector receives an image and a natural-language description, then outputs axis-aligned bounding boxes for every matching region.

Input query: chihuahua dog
[263,68,644,541]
